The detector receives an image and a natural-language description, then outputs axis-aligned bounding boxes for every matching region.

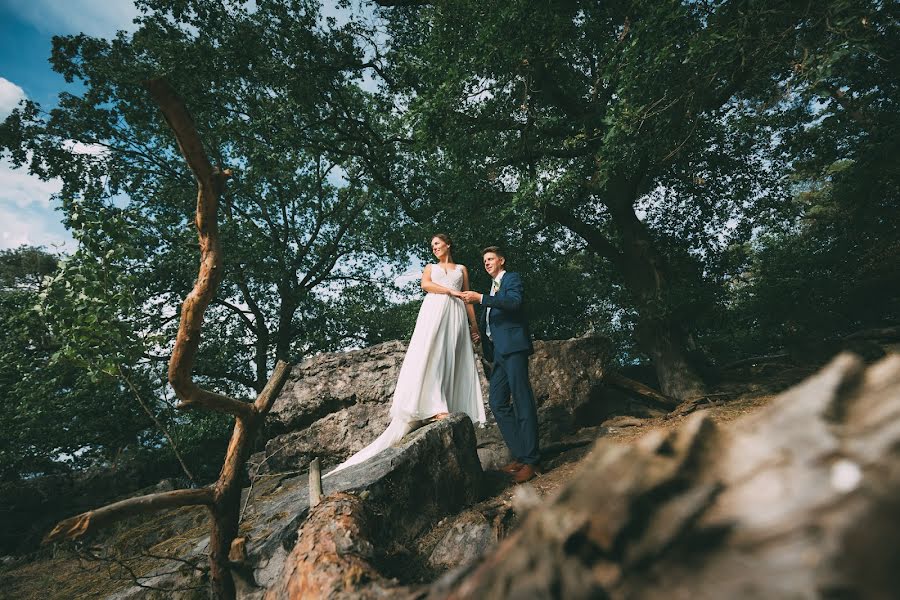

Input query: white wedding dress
[328,264,486,474]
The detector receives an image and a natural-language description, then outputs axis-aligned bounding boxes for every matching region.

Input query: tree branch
[44,488,214,544]
[545,204,622,264]
[143,78,251,420]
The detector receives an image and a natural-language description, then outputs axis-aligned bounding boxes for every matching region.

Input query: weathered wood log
[208,360,290,600]
[428,353,900,599]
[42,80,292,600]
[308,457,323,507]
[143,78,252,421]
[265,492,413,600]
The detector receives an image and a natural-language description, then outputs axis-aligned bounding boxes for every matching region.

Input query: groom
[461,246,540,483]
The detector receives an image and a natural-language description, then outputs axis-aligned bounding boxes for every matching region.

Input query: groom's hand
[460,291,482,304]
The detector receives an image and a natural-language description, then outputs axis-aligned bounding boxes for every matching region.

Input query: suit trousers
[489,350,540,465]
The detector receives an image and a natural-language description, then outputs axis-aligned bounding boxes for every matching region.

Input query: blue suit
[479,272,540,465]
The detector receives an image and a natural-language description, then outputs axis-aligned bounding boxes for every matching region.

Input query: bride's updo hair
[431,233,453,261]
[432,233,452,248]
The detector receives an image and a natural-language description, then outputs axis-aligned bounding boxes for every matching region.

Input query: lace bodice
[430,264,464,291]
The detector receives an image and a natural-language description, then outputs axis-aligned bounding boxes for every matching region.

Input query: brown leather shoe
[513,464,538,484]
[499,461,525,474]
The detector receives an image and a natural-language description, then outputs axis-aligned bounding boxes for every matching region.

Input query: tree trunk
[265,493,396,600]
[208,417,251,600]
[609,200,707,401]
[547,197,708,403]
[275,283,298,363]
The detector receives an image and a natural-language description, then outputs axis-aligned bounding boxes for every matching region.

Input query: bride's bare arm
[421,264,457,295]
[461,267,481,341]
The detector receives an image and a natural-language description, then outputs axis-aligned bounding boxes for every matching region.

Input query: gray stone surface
[106,413,483,599]
[427,511,496,570]
[255,336,613,474]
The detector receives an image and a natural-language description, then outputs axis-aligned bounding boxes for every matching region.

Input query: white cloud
[4,0,142,38]
[0,77,27,119]
[0,158,73,251]
[0,158,61,209]
[62,139,108,157]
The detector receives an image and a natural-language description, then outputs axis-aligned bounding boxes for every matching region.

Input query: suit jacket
[478,271,534,363]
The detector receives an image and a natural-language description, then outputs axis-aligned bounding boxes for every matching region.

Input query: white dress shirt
[484,270,505,340]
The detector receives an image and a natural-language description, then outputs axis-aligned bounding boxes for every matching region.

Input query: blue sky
[0,0,143,251]
[0,1,369,253]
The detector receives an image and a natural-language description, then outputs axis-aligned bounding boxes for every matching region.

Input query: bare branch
[44,488,214,544]
[254,360,292,415]
[143,78,251,421]
[118,364,196,485]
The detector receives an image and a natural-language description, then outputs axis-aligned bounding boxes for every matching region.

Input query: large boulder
[106,413,483,599]
[255,336,614,473]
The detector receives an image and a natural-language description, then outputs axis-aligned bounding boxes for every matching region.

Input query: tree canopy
[0,0,896,482]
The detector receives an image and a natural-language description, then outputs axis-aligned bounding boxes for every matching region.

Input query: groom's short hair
[482,245,505,259]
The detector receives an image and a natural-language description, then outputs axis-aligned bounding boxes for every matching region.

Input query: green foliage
[375,0,897,369]
[1,0,896,484]
[705,0,900,359]
[0,247,151,481]
[0,0,415,481]
[0,0,412,392]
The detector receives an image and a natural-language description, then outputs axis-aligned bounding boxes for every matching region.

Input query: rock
[256,336,614,474]
[527,336,614,438]
[266,341,408,437]
[427,511,495,570]
[430,353,900,599]
[107,413,483,599]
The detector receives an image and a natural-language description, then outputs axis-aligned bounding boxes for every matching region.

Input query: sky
[0,0,368,253]
[0,0,144,251]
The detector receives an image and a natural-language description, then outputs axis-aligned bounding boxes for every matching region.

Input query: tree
[44,77,291,600]
[370,0,891,399]
[733,0,900,354]
[0,246,164,482]
[0,0,409,401]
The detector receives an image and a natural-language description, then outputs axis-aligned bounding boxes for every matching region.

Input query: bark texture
[547,201,708,402]
[143,78,252,420]
[264,493,413,600]
[430,353,900,599]
[43,488,214,543]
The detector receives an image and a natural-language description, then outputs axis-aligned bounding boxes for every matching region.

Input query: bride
[329,234,486,474]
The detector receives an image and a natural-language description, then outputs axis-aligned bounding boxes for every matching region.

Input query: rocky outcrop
[106,414,483,599]
[255,336,616,473]
[430,353,900,599]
